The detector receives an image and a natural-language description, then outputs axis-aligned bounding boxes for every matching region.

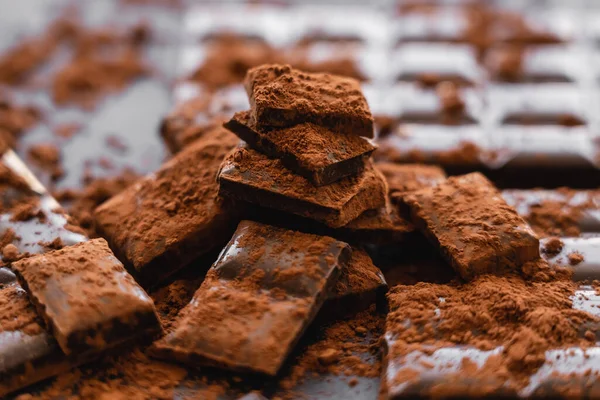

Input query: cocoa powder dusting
[385,264,598,395]
[27,143,64,182]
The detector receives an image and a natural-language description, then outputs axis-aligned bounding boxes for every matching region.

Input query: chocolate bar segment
[404,172,540,280]
[244,64,374,138]
[11,238,162,355]
[218,145,387,228]
[224,110,376,186]
[375,162,446,204]
[151,220,349,375]
[95,136,241,288]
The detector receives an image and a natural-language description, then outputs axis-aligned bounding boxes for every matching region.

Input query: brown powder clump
[436,81,465,124]
[542,236,564,256]
[0,95,41,149]
[568,252,584,266]
[27,143,64,182]
[51,25,149,109]
[189,34,279,90]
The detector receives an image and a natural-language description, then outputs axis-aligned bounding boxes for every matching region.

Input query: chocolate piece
[218,145,387,228]
[95,136,241,288]
[375,162,446,204]
[224,110,376,186]
[322,247,387,319]
[12,238,161,355]
[151,220,349,375]
[244,64,374,138]
[404,172,540,280]
[341,199,415,245]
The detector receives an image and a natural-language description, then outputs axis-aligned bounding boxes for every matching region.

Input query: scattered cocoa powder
[53,170,140,237]
[0,95,41,149]
[27,143,64,182]
[278,306,384,392]
[384,264,598,395]
[53,123,81,139]
[435,81,465,123]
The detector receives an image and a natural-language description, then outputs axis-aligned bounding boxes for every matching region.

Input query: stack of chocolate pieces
[218,64,386,229]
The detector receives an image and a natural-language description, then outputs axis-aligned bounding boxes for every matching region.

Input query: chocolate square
[151,220,350,375]
[224,110,376,186]
[94,135,242,288]
[11,238,162,355]
[403,172,540,280]
[217,145,387,228]
[244,64,374,138]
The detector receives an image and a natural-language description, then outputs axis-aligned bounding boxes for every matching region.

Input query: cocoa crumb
[53,123,81,139]
[317,349,340,365]
[568,252,584,266]
[542,237,564,257]
[27,143,64,182]
[2,243,20,262]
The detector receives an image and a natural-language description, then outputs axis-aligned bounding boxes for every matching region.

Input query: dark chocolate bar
[244,64,374,138]
[151,220,350,375]
[404,172,540,280]
[12,238,162,355]
[375,162,447,204]
[218,144,387,228]
[224,110,376,186]
[95,135,242,288]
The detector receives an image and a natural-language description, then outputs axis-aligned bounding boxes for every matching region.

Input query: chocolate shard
[0,267,77,397]
[321,247,387,319]
[150,220,350,376]
[403,172,540,280]
[94,135,242,288]
[218,144,387,228]
[11,238,162,356]
[224,110,376,186]
[244,64,374,138]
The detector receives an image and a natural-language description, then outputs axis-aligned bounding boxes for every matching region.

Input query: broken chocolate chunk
[94,136,242,288]
[244,64,374,138]
[224,110,376,186]
[404,172,540,280]
[150,220,350,375]
[11,238,162,355]
[218,144,387,228]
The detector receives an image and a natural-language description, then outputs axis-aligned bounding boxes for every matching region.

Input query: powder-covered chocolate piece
[323,247,387,319]
[244,64,374,138]
[218,145,387,228]
[224,111,376,186]
[404,172,540,280]
[341,198,415,245]
[375,162,447,204]
[150,220,349,376]
[94,136,241,288]
[11,238,161,355]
